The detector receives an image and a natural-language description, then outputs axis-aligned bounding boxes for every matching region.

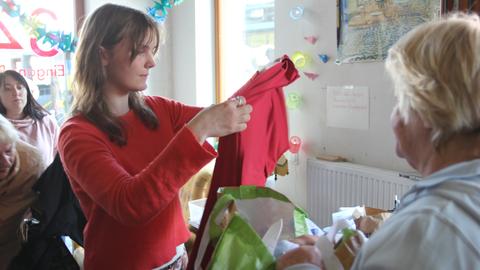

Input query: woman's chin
[135,84,148,92]
[395,145,405,159]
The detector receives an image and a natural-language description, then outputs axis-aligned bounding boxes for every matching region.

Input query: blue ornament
[147,7,166,22]
[58,32,73,52]
[147,0,184,23]
[318,54,329,63]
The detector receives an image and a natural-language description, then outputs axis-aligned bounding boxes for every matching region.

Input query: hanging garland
[147,0,184,23]
[0,0,77,53]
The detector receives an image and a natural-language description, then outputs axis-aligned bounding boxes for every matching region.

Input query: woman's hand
[187,96,252,143]
[290,235,320,246]
[276,245,325,270]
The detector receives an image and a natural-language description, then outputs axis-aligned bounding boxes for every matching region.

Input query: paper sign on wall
[326,86,369,130]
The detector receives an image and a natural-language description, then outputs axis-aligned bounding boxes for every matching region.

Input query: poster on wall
[336,0,441,64]
[326,86,369,130]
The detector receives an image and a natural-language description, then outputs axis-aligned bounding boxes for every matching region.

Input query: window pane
[218,0,275,101]
[0,0,75,124]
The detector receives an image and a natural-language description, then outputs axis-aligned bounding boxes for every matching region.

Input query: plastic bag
[194,186,309,270]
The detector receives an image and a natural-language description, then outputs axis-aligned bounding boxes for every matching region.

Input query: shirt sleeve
[145,96,203,132]
[352,209,479,270]
[58,121,217,226]
[284,263,322,270]
[47,114,60,157]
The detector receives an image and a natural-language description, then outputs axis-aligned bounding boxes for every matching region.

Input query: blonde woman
[58,3,251,270]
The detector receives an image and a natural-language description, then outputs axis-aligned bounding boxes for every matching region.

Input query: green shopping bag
[194,186,309,270]
[209,214,274,270]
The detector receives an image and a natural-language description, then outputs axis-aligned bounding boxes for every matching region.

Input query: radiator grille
[306,159,416,227]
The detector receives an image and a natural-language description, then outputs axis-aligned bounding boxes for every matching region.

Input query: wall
[169,1,196,104]
[170,0,215,107]
[272,1,413,208]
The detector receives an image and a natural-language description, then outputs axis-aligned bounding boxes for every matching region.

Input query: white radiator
[306,158,416,227]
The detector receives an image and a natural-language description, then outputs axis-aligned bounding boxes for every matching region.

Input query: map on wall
[337,0,441,63]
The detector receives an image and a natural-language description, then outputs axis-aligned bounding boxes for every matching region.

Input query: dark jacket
[8,154,86,270]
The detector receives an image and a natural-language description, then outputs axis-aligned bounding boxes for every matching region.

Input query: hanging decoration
[289,5,304,20]
[286,91,302,110]
[291,51,311,70]
[288,5,324,82]
[289,136,302,153]
[304,36,318,45]
[0,0,77,53]
[147,0,184,23]
[303,71,319,81]
[318,54,330,63]
[289,136,302,165]
[273,155,289,180]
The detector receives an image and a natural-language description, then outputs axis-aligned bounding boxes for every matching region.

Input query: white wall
[169,1,196,104]
[169,0,215,106]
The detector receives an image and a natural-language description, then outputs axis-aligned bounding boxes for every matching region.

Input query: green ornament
[286,92,302,109]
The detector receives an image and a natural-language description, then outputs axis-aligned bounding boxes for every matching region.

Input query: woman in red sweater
[58,3,251,269]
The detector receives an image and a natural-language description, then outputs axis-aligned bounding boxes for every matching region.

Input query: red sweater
[190,55,299,269]
[213,55,299,186]
[58,96,216,269]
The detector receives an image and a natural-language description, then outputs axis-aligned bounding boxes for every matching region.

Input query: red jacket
[190,55,299,269]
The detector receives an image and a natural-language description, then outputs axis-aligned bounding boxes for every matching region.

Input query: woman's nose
[146,52,156,69]
[14,87,23,95]
[0,154,11,167]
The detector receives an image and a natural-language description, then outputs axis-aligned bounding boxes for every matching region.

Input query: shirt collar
[400,159,480,208]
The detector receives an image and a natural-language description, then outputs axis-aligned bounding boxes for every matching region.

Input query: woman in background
[0,70,59,166]
[58,3,251,270]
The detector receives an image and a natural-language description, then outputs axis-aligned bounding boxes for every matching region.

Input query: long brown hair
[72,3,159,146]
[0,70,49,121]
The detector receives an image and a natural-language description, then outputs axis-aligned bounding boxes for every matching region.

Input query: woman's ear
[99,46,109,66]
[417,111,432,129]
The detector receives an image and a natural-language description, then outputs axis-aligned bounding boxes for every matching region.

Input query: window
[0,0,80,124]
[215,0,275,102]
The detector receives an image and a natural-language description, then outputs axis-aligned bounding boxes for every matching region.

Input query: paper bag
[354,207,391,236]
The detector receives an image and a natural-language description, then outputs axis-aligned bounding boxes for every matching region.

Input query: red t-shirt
[190,55,299,269]
[58,96,216,269]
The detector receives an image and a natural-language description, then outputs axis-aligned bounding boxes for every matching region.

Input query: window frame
[214,0,223,103]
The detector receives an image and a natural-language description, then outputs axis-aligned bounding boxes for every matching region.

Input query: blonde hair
[0,114,18,145]
[72,4,161,145]
[386,13,480,147]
